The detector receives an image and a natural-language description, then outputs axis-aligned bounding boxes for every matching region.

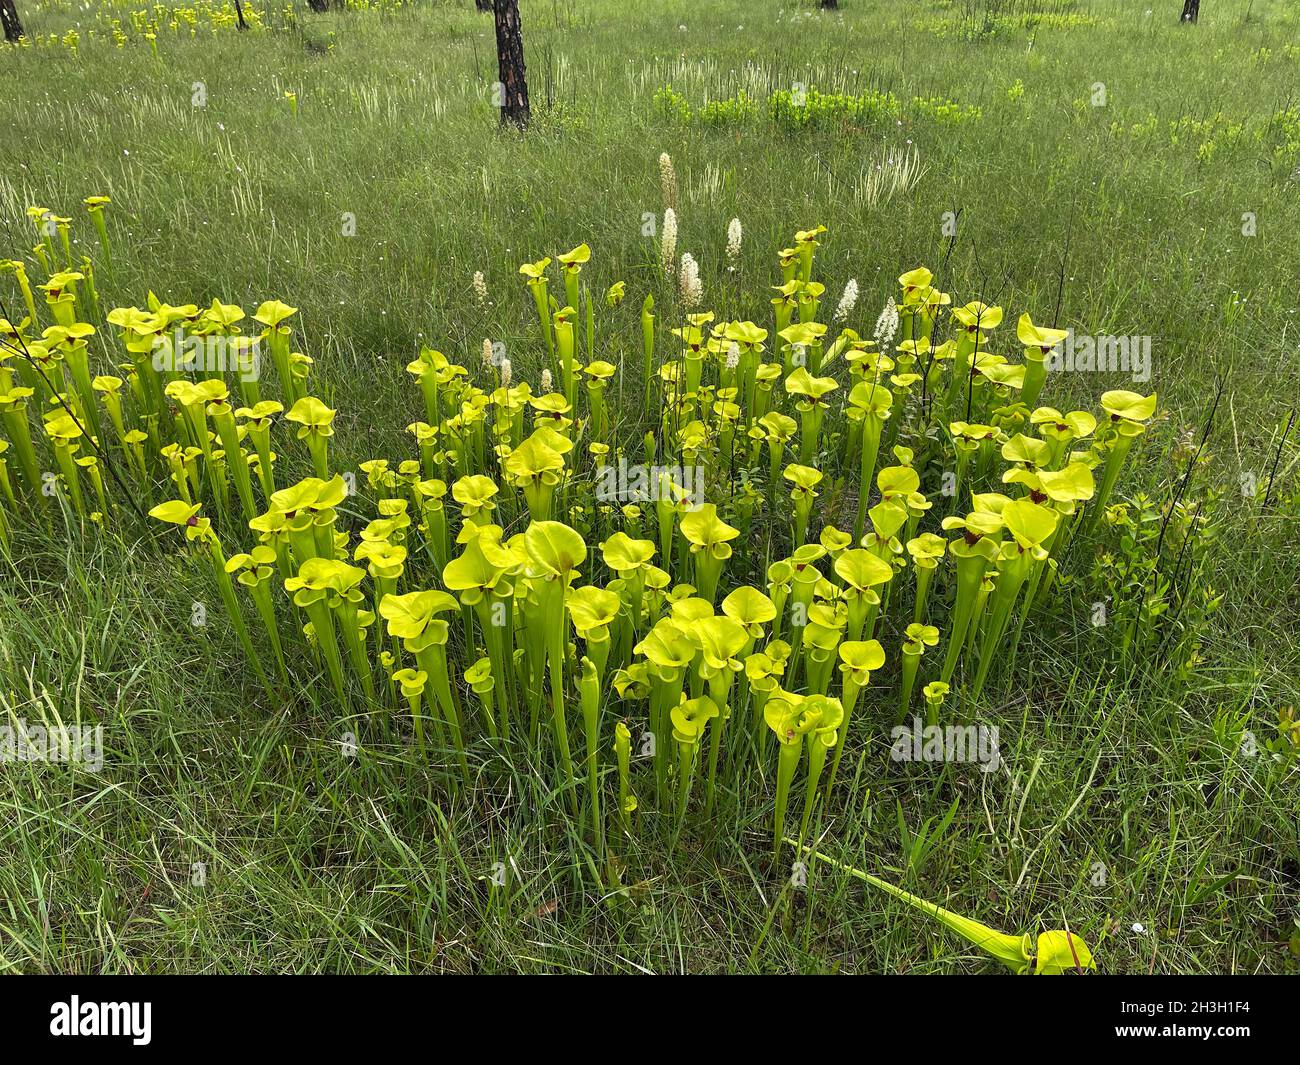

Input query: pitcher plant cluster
[0,205,1140,974]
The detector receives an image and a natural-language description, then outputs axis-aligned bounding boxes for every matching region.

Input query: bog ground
[0,0,1297,974]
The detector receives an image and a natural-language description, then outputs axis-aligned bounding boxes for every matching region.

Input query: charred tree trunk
[1,0,23,43]
[1180,0,1200,22]
[493,0,529,129]
[234,0,248,29]
[821,0,839,9]
[307,0,328,11]
[476,0,492,11]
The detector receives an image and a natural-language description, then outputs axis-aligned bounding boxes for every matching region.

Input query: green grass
[0,0,1297,973]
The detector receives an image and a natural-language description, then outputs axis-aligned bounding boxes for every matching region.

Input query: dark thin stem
[0,298,153,527]
[1155,499,1204,665]
[1262,407,1295,510]
[1155,370,1224,560]
[1127,371,1225,653]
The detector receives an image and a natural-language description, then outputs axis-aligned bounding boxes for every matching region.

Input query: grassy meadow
[0,0,1298,974]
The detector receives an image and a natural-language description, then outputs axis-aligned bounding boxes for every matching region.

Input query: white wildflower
[873,296,900,349]
[726,217,743,267]
[834,278,859,322]
[659,151,679,211]
[500,358,512,389]
[472,270,488,306]
[540,368,553,394]
[725,341,740,370]
[679,252,703,309]
[661,207,678,277]
[482,338,495,369]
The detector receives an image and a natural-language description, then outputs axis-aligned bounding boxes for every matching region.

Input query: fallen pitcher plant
[791,842,1095,975]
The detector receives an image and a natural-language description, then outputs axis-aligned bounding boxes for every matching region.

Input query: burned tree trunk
[307,0,328,11]
[476,0,492,11]
[234,0,248,29]
[493,0,529,128]
[821,0,839,9]
[1180,0,1200,22]
[1,0,23,43]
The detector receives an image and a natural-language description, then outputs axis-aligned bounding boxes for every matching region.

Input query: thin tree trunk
[1180,0,1200,22]
[234,0,248,29]
[493,0,529,129]
[476,0,492,11]
[307,0,327,12]
[821,0,839,9]
[1,0,23,43]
